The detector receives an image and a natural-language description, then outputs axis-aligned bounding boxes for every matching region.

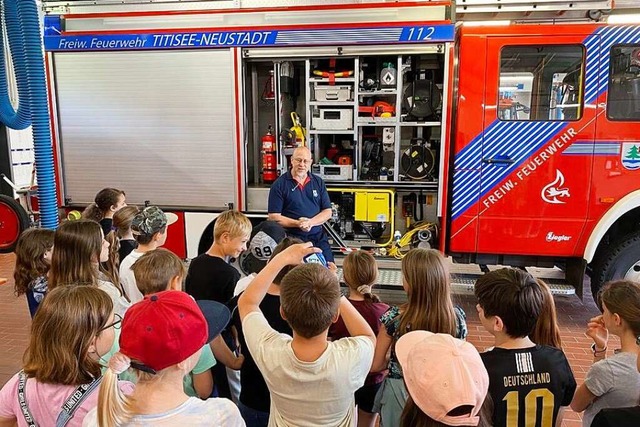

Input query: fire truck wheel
[590,231,640,307]
[197,220,216,256]
[0,195,30,253]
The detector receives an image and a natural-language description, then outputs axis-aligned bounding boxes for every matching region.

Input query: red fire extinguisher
[262,125,277,184]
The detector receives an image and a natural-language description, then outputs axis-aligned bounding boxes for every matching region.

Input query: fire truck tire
[197,220,216,256]
[590,231,640,306]
[0,195,30,253]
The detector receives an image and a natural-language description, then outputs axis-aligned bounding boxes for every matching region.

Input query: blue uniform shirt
[268,171,332,237]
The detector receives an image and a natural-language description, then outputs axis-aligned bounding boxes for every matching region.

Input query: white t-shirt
[119,250,144,303]
[83,397,244,426]
[234,273,256,297]
[242,311,374,427]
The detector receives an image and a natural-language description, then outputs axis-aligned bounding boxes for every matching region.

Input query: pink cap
[396,331,489,426]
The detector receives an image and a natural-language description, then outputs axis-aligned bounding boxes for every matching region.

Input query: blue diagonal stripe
[452,121,566,218]
[452,25,640,220]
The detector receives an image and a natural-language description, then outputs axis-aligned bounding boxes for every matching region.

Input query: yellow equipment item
[386,221,435,259]
[328,188,395,246]
[67,210,82,221]
[290,112,306,147]
[312,70,354,78]
[355,192,390,222]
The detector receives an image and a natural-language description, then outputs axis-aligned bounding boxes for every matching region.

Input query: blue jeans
[238,401,269,427]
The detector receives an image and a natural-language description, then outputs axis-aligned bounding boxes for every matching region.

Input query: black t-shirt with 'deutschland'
[481,345,577,427]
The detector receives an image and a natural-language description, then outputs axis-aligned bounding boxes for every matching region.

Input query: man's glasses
[100,313,122,332]
[292,158,312,165]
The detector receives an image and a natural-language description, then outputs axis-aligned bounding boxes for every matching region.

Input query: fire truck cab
[451,23,640,299]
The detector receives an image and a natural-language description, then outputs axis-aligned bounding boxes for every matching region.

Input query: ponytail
[98,351,193,426]
[357,285,381,303]
[83,188,126,223]
[98,353,133,427]
[82,203,103,222]
[343,250,381,304]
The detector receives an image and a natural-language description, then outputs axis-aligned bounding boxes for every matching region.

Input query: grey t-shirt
[583,351,640,426]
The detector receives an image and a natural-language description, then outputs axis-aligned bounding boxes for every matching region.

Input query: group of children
[2,186,640,426]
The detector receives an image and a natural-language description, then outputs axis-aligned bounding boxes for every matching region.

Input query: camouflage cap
[131,206,177,236]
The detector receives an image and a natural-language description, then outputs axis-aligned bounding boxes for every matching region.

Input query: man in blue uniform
[268,146,335,267]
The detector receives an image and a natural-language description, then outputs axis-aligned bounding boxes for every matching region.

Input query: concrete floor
[0,252,606,426]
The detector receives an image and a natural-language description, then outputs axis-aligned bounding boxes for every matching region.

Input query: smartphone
[303,252,328,267]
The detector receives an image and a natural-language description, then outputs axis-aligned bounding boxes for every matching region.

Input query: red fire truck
[2,0,639,301]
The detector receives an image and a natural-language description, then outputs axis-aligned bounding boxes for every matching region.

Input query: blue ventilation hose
[0,0,59,229]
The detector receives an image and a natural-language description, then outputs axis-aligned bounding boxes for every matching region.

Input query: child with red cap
[83,291,244,426]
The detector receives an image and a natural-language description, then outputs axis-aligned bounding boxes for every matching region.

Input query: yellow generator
[327,188,394,247]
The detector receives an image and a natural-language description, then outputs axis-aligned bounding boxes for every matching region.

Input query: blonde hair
[49,220,102,289]
[132,248,186,295]
[113,206,139,238]
[213,210,252,241]
[399,249,457,337]
[23,286,113,385]
[530,279,563,349]
[342,250,380,303]
[98,351,199,426]
[14,228,54,296]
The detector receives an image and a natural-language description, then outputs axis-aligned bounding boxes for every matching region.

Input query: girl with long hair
[102,231,121,290]
[112,205,139,263]
[82,188,126,237]
[370,248,467,426]
[101,206,140,289]
[530,279,563,349]
[570,280,640,426]
[0,286,133,426]
[49,220,130,316]
[13,228,54,317]
[329,250,389,427]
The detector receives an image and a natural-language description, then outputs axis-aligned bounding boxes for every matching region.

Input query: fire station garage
[1,0,640,426]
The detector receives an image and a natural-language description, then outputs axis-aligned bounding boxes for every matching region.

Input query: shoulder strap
[55,377,103,427]
[17,371,38,427]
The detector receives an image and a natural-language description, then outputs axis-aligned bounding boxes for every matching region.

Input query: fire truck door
[476,35,596,256]
[593,41,640,226]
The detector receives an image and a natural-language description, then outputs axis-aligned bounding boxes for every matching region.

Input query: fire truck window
[608,45,640,121]
[499,45,584,121]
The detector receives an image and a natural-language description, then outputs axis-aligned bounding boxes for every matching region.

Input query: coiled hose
[386,222,435,259]
[0,0,58,229]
